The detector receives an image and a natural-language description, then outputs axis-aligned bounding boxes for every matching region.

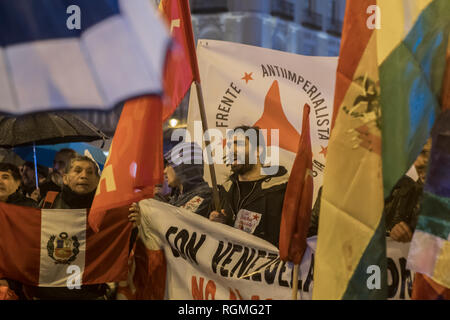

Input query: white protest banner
[138,199,414,300]
[186,40,338,202]
[386,238,414,300]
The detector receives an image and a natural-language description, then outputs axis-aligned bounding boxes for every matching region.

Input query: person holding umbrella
[39,148,77,201]
[19,161,49,202]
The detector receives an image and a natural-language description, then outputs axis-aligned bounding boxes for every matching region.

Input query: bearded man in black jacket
[209,126,288,247]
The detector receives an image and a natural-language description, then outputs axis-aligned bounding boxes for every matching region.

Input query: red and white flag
[0,202,131,287]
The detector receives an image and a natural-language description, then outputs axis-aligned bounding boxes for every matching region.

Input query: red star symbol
[242,72,253,84]
[319,146,328,157]
[252,214,259,220]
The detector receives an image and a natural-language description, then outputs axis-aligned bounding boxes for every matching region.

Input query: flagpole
[441,34,450,110]
[179,0,221,211]
[194,81,221,211]
[292,264,299,300]
[32,142,39,191]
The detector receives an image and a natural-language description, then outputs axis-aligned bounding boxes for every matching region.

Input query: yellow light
[169,118,178,128]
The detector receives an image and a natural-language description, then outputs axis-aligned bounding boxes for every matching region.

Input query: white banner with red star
[187,40,338,201]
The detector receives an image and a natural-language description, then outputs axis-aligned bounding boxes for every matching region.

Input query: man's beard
[231,163,254,175]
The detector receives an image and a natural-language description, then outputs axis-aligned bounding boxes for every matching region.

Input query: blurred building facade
[78,0,346,149]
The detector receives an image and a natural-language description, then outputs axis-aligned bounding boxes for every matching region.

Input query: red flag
[89,97,164,232]
[159,0,200,120]
[0,202,131,287]
[115,240,167,300]
[133,240,167,300]
[279,104,314,264]
[88,0,200,231]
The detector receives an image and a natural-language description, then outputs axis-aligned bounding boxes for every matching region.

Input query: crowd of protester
[0,126,430,299]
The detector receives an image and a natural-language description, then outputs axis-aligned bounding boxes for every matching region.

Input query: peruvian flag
[279,104,314,264]
[0,202,131,287]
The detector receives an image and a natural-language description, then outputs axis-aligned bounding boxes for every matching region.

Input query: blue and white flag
[0,0,170,114]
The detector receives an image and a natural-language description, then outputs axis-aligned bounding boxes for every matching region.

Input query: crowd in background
[0,126,430,299]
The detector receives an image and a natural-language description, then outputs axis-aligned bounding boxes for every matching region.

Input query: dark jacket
[166,151,212,217]
[384,175,423,232]
[38,177,62,201]
[308,176,423,237]
[41,185,96,210]
[216,166,288,247]
[308,186,322,238]
[6,189,38,208]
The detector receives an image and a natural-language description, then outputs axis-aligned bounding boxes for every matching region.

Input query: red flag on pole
[89,97,164,232]
[160,0,201,81]
[89,0,200,231]
[159,0,200,120]
[279,104,314,264]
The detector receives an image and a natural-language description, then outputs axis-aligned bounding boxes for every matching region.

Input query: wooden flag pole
[178,0,221,212]
[194,81,221,212]
[292,264,300,300]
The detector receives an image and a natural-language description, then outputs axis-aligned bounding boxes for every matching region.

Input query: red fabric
[89,0,199,231]
[159,0,198,121]
[331,0,375,130]
[0,203,41,284]
[42,191,59,209]
[89,97,164,232]
[279,104,313,264]
[412,273,450,300]
[83,206,132,284]
[133,240,167,300]
[173,0,200,82]
[0,202,131,286]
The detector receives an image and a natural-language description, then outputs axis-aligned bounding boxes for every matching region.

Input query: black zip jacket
[215,166,288,247]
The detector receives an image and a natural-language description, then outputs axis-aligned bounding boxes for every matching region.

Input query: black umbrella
[0,112,108,148]
[0,112,109,189]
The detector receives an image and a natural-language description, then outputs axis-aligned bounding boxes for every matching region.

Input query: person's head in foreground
[63,156,100,195]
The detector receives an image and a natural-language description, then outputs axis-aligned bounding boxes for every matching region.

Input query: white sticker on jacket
[234,209,262,234]
[181,196,204,212]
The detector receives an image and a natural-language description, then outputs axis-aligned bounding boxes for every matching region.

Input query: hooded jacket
[217,166,288,247]
[164,142,212,217]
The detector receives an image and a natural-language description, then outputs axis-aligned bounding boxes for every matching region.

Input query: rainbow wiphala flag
[313,0,449,299]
